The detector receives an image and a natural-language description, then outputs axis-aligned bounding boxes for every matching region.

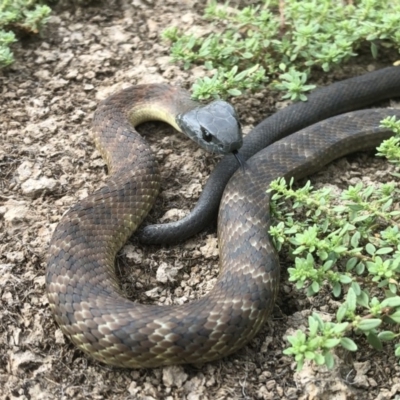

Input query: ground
[1,1,400,399]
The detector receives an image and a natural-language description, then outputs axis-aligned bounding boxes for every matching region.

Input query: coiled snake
[47,66,400,368]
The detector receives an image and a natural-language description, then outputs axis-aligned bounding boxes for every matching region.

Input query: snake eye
[201,126,213,143]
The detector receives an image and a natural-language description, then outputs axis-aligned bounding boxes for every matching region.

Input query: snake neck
[127,104,182,132]
[125,84,199,132]
[92,84,199,173]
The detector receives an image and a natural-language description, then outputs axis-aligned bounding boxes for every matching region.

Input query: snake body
[47,67,400,368]
[138,66,400,244]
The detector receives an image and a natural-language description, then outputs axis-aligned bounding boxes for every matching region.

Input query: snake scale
[47,66,400,368]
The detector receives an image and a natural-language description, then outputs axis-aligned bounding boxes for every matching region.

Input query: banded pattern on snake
[47,67,400,367]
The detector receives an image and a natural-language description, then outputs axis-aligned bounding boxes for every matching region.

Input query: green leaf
[357,319,382,331]
[376,247,393,255]
[312,281,320,293]
[279,63,286,72]
[339,275,352,284]
[346,257,358,271]
[227,88,242,96]
[242,52,254,59]
[324,352,335,369]
[388,309,400,323]
[333,246,347,254]
[314,353,325,365]
[305,351,316,360]
[336,303,348,323]
[381,297,400,308]
[367,332,383,350]
[283,347,295,355]
[350,232,360,248]
[340,337,357,351]
[366,243,376,256]
[312,313,324,328]
[378,331,397,341]
[346,287,357,312]
[389,283,397,294]
[371,42,378,59]
[355,262,365,275]
[306,285,317,297]
[308,316,319,336]
[296,357,305,371]
[332,282,341,297]
[356,291,369,308]
[323,338,341,349]
[352,214,370,223]
[322,259,334,271]
[351,281,361,296]
[332,322,349,334]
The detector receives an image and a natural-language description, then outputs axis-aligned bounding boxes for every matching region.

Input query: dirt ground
[1,1,400,399]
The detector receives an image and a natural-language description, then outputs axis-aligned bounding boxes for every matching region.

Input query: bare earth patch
[1,1,400,399]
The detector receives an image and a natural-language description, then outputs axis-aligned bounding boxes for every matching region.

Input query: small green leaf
[350,232,360,248]
[305,351,316,360]
[312,281,320,293]
[242,52,254,59]
[355,262,365,275]
[389,283,397,294]
[336,303,348,323]
[323,338,341,349]
[366,243,376,256]
[340,337,357,351]
[227,88,242,96]
[375,247,393,255]
[351,281,361,295]
[312,313,324,328]
[388,309,400,323]
[339,275,352,284]
[371,42,378,59]
[346,257,358,271]
[367,332,383,350]
[352,214,370,223]
[378,331,397,341]
[332,322,349,334]
[308,316,319,336]
[332,282,341,297]
[333,246,347,254]
[314,353,325,365]
[296,357,305,371]
[324,352,335,369]
[283,347,295,355]
[356,291,369,308]
[357,319,382,331]
[346,287,357,312]
[381,297,400,308]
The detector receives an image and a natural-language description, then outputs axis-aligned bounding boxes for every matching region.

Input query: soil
[1,1,400,399]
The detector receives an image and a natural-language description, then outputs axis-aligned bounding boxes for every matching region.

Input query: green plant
[163,0,400,100]
[268,116,400,371]
[0,0,51,68]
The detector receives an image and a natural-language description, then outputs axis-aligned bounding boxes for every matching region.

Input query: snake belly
[47,78,400,368]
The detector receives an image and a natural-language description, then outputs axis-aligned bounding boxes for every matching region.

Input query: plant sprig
[0,0,51,68]
[269,116,400,371]
[163,0,400,101]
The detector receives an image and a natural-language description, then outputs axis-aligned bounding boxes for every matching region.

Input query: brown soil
[1,1,400,399]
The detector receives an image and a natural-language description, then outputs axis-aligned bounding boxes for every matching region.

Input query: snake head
[177,100,243,155]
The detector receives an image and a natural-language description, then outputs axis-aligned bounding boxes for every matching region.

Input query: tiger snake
[47,66,400,368]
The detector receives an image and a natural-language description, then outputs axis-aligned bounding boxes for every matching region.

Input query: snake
[47,66,400,368]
